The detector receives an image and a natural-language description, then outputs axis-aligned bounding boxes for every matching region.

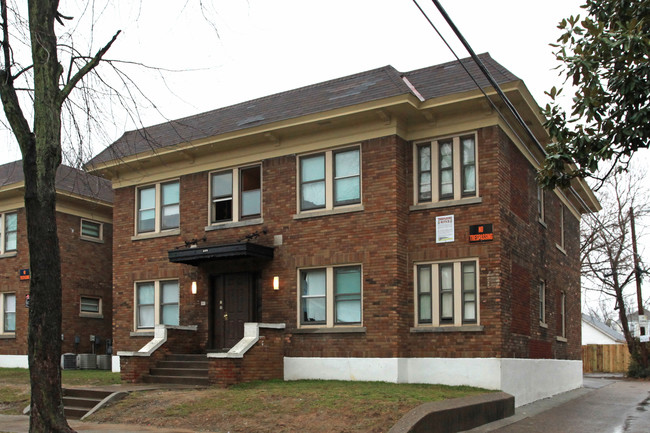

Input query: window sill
[293,326,366,334]
[556,336,568,343]
[293,205,364,220]
[131,229,181,241]
[539,322,548,329]
[0,251,18,259]
[410,196,482,211]
[410,325,484,333]
[538,219,547,228]
[0,334,16,339]
[80,313,104,319]
[80,236,104,244]
[130,331,155,337]
[555,244,567,255]
[205,218,263,231]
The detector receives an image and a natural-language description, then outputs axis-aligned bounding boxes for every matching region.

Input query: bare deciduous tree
[581,166,650,374]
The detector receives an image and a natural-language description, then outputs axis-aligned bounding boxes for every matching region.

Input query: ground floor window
[135,280,179,330]
[299,265,362,328]
[415,259,478,327]
[80,296,102,318]
[1,292,16,334]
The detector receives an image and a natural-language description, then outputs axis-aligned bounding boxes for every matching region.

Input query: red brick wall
[0,208,113,356]
[110,125,583,363]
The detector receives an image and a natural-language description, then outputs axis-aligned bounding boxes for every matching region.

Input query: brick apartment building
[87,54,599,406]
[0,162,113,367]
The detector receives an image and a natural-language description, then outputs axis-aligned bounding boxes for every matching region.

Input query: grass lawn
[0,369,491,432]
[92,379,490,433]
[0,368,120,414]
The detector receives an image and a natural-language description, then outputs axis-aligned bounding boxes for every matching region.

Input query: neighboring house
[581,314,625,345]
[0,161,113,367]
[87,53,600,407]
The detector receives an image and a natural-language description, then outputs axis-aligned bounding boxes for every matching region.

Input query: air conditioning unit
[76,354,97,370]
[61,353,76,370]
[96,354,111,370]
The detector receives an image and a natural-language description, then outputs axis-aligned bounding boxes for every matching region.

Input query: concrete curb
[388,392,515,433]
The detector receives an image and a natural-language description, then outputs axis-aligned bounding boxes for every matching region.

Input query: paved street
[467,376,650,433]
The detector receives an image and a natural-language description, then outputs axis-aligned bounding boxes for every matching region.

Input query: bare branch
[58,29,120,105]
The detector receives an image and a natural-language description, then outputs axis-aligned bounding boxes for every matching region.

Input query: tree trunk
[25,0,73,431]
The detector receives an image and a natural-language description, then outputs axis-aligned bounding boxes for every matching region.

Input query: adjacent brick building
[87,54,599,406]
[0,162,113,367]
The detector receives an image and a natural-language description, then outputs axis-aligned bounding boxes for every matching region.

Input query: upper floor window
[559,291,566,338]
[1,293,15,334]
[558,205,565,250]
[537,186,545,223]
[416,259,478,327]
[80,219,103,241]
[299,265,362,327]
[210,165,261,224]
[0,212,17,254]
[416,134,477,204]
[135,280,179,330]
[137,180,180,234]
[299,147,361,212]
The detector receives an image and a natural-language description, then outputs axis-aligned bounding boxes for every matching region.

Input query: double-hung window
[415,260,478,327]
[559,291,566,339]
[300,265,362,327]
[416,134,477,204]
[299,147,361,212]
[537,186,545,223]
[557,205,566,251]
[0,212,17,254]
[135,280,179,330]
[210,165,261,224]
[136,180,180,234]
[1,293,15,334]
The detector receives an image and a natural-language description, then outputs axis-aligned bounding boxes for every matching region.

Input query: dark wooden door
[211,273,254,350]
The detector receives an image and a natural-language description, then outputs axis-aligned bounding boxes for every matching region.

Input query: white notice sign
[436,215,455,243]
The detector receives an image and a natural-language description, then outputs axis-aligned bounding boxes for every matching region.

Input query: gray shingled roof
[582,314,626,342]
[0,160,113,204]
[89,53,519,166]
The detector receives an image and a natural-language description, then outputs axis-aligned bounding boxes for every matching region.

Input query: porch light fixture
[273,276,280,291]
[191,281,197,295]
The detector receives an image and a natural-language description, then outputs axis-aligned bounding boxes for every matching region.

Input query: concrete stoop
[142,354,210,386]
[23,388,128,421]
[388,392,515,433]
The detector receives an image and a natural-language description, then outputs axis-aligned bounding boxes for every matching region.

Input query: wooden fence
[582,344,631,373]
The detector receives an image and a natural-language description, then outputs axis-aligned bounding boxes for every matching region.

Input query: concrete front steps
[142,354,209,386]
[62,388,116,419]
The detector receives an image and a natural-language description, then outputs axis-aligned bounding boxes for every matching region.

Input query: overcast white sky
[0,0,586,163]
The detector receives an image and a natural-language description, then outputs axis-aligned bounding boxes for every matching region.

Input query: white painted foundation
[284,357,583,407]
[0,354,28,368]
[111,355,121,373]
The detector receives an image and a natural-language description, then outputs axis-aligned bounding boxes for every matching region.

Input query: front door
[210,273,255,350]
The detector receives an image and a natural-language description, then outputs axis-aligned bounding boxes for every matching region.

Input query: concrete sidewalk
[0,415,196,433]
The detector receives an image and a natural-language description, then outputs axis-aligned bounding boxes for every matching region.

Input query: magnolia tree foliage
[540,0,650,189]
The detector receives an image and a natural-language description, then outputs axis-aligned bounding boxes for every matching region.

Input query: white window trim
[79,295,103,318]
[413,258,480,328]
[80,219,104,242]
[296,145,362,215]
[297,264,363,329]
[537,186,547,227]
[539,280,547,327]
[559,291,566,339]
[1,292,16,335]
[556,205,566,254]
[0,211,18,256]
[413,133,479,205]
[134,180,180,236]
[207,164,262,227]
[133,279,179,332]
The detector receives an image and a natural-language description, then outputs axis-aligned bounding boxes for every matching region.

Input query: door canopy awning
[168,242,274,266]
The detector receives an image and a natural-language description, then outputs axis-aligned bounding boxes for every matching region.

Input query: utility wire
[413,0,608,235]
